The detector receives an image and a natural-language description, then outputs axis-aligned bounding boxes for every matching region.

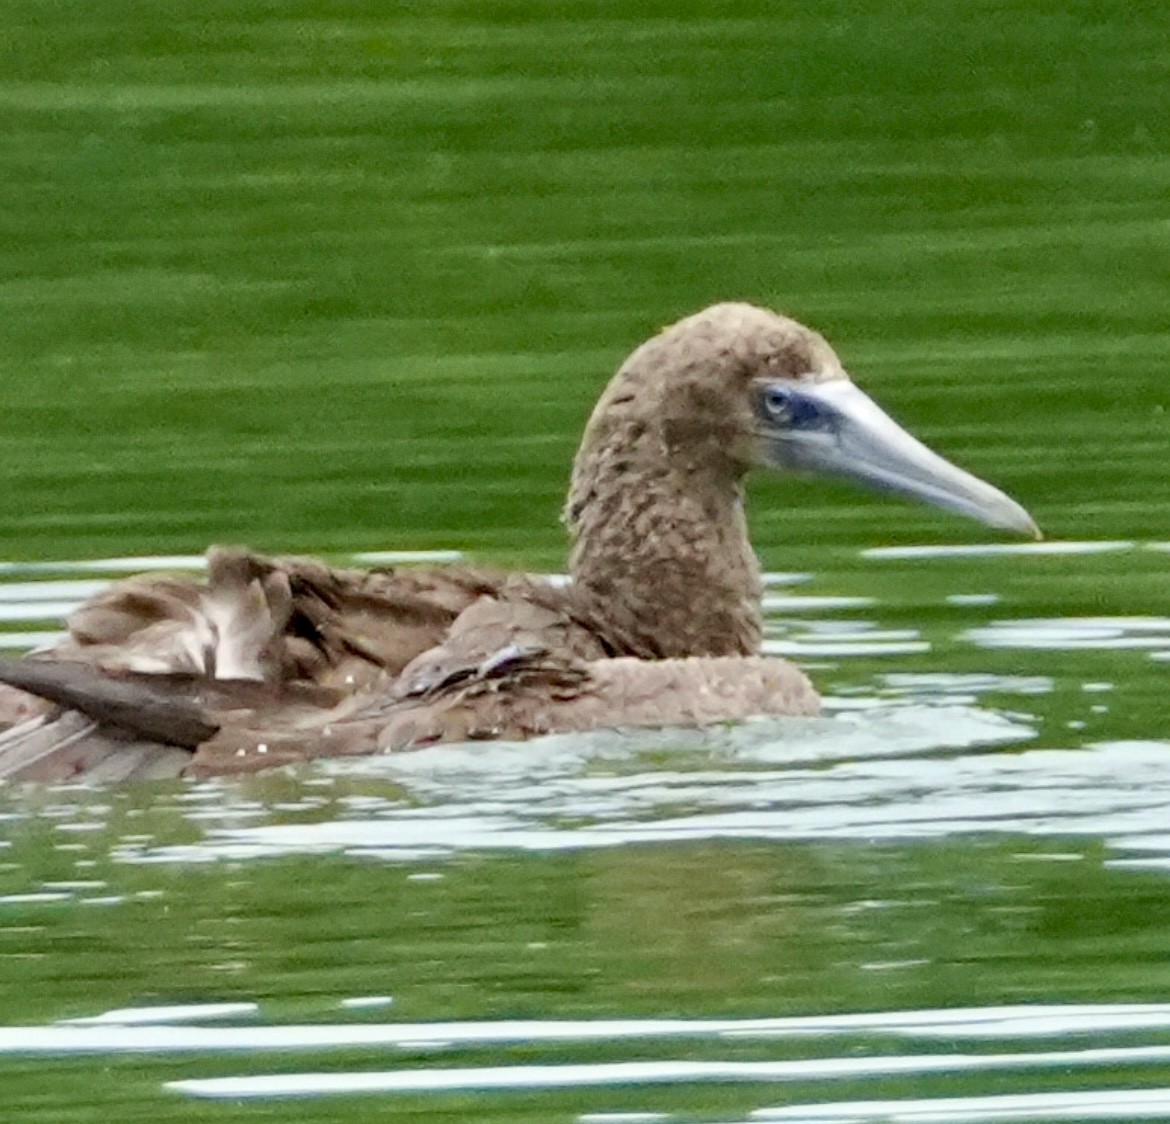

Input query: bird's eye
[760,383,831,431]
[762,385,793,421]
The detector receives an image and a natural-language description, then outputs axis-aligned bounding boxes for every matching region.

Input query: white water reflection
[945,593,1000,607]
[765,618,929,659]
[762,572,814,587]
[0,555,208,575]
[0,601,87,623]
[965,616,1170,651]
[579,1115,671,1124]
[0,630,63,649]
[765,635,929,658]
[873,672,1053,701]
[863,541,1133,560]
[62,1002,258,1026]
[164,1048,1170,1098]
[762,594,875,612]
[7,1004,1169,1055]
[0,580,111,602]
[752,1088,1170,1122]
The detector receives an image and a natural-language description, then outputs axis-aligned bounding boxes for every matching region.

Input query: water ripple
[88,722,1170,867]
[164,1055,1170,1099]
[752,1088,1170,1122]
[964,617,1170,652]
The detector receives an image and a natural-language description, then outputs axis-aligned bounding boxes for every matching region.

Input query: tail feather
[0,710,188,783]
[0,712,97,780]
[0,658,217,749]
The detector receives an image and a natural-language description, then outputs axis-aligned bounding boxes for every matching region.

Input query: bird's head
[613,301,1039,538]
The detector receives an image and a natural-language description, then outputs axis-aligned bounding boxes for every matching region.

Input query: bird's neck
[565,440,763,659]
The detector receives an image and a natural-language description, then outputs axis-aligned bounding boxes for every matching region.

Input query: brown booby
[0,303,1038,782]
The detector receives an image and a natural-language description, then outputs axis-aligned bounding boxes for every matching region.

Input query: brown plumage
[0,303,1038,783]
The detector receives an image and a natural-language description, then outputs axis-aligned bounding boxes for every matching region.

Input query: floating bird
[0,303,1038,782]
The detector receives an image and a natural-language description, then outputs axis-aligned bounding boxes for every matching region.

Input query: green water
[1,0,1168,561]
[3,1,1170,1121]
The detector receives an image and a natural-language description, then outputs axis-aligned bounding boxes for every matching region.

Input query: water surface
[4,541,1170,1122]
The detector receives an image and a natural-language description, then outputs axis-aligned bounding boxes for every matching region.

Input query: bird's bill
[761,379,1040,538]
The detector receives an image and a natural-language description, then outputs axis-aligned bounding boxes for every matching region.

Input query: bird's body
[0,303,1038,783]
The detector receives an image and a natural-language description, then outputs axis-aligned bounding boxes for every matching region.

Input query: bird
[0,302,1038,783]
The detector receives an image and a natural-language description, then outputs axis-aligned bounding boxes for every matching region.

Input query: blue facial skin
[759,383,835,433]
[760,377,918,500]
